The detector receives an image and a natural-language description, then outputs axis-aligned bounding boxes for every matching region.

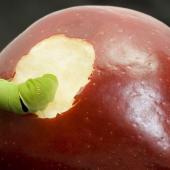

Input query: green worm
[0,74,58,114]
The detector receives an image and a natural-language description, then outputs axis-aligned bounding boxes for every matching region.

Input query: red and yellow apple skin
[1,6,170,170]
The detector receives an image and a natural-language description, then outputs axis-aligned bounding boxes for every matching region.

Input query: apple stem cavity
[0,74,58,115]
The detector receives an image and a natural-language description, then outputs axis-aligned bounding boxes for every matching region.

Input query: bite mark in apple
[11,35,95,118]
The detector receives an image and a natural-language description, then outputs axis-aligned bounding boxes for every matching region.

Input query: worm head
[18,74,58,113]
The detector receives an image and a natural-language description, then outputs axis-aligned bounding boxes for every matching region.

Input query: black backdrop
[0,0,170,50]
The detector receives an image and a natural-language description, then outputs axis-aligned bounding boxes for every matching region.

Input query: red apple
[1,6,170,170]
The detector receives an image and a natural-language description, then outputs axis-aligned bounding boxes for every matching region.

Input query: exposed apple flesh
[1,6,170,170]
[12,35,95,118]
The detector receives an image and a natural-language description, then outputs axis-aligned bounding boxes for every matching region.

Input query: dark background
[0,0,170,51]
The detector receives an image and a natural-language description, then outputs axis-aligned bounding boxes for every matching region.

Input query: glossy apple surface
[1,6,170,170]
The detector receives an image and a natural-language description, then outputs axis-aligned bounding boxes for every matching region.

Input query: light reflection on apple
[123,81,170,151]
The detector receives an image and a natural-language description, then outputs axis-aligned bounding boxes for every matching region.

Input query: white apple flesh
[12,35,95,118]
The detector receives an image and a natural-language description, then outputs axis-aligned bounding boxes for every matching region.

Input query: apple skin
[1,6,170,170]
